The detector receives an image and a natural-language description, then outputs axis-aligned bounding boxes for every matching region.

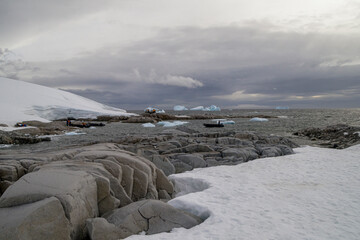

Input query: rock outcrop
[294,124,360,149]
[0,143,177,240]
[87,199,203,240]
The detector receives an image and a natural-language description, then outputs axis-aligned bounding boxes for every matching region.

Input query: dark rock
[294,124,360,149]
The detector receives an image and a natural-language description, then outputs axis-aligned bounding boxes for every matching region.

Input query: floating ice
[0,144,13,148]
[157,121,188,127]
[142,123,156,128]
[203,105,221,111]
[190,106,205,111]
[249,117,269,122]
[173,105,188,111]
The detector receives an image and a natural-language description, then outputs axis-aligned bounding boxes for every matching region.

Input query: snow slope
[0,77,133,129]
[129,145,360,240]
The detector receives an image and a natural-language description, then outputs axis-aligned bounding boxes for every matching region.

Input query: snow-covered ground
[0,77,134,130]
[129,145,360,240]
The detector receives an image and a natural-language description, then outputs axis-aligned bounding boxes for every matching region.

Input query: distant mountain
[0,77,133,129]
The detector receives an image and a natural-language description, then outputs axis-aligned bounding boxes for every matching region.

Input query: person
[66,119,71,126]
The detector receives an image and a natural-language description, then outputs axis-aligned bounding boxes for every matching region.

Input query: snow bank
[128,145,360,240]
[142,123,156,128]
[0,77,134,130]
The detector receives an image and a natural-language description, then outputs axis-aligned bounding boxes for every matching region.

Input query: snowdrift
[0,77,133,130]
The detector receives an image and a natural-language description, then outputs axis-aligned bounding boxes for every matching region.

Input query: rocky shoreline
[1,114,359,239]
[0,120,300,240]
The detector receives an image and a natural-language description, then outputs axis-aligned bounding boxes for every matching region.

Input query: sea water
[1,108,360,154]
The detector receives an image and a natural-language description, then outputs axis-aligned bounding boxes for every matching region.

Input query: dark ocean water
[1,108,360,154]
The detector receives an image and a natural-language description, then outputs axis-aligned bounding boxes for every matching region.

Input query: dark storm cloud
[4,24,360,109]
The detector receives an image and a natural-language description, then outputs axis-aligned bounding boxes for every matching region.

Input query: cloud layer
[1,1,360,109]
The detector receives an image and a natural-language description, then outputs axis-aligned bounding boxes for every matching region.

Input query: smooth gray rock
[174,154,207,168]
[103,200,202,236]
[0,169,98,240]
[86,218,131,240]
[221,147,259,162]
[0,165,17,182]
[149,155,175,176]
[0,197,71,240]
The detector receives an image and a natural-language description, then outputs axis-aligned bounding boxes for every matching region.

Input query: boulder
[86,218,131,240]
[0,165,17,182]
[0,197,71,240]
[258,146,283,157]
[221,147,259,162]
[0,180,12,195]
[173,154,207,169]
[0,169,98,240]
[101,200,202,237]
[149,155,175,176]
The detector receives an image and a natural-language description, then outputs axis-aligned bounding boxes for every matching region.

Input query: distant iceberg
[190,106,205,111]
[157,121,188,127]
[249,117,269,122]
[275,106,289,110]
[144,107,165,113]
[142,123,156,127]
[173,105,188,111]
[203,105,221,111]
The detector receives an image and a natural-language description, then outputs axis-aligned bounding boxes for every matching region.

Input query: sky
[0,0,360,110]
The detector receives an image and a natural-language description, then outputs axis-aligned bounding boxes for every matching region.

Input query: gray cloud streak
[2,24,360,109]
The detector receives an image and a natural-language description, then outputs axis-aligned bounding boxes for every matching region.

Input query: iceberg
[144,107,165,114]
[142,123,156,127]
[173,105,188,111]
[190,106,205,111]
[203,105,221,111]
[157,121,188,127]
[249,117,269,122]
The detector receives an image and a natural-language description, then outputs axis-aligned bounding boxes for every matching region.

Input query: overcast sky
[1,0,360,110]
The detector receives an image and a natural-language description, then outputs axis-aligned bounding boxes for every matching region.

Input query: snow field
[0,77,133,130]
[128,145,360,240]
